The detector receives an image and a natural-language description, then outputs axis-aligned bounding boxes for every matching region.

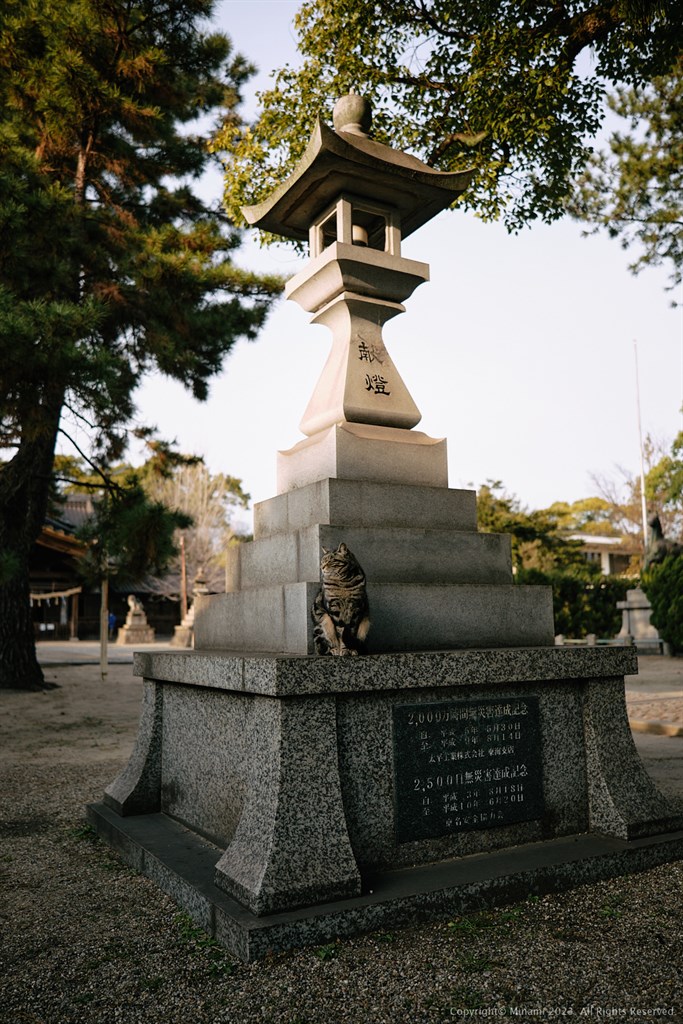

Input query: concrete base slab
[87,800,683,962]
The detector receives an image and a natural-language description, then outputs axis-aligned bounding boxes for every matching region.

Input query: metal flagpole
[633,339,649,557]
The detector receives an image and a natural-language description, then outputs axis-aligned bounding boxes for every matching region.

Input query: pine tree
[0,0,282,689]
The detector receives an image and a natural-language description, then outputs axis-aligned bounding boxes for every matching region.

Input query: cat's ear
[337,542,348,554]
[321,546,331,555]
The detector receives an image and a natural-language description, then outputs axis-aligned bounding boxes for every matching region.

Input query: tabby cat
[311,543,370,656]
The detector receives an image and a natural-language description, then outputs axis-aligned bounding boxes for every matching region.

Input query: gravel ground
[2,661,683,1024]
[626,656,683,734]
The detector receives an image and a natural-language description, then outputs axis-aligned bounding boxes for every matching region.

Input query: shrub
[517,569,632,638]
[641,555,683,652]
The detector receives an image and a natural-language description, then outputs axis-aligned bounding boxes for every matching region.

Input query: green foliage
[1,0,282,458]
[571,61,682,291]
[69,823,99,844]
[77,474,192,584]
[477,481,588,574]
[541,497,624,538]
[586,433,683,553]
[518,568,631,638]
[642,554,683,650]
[447,913,494,935]
[477,481,633,636]
[646,431,683,536]
[313,942,339,961]
[53,449,249,591]
[216,0,682,239]
[173,912,234,976]
[598,893,625,919]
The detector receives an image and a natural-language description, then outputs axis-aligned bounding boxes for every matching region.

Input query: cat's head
[320,542,364,581]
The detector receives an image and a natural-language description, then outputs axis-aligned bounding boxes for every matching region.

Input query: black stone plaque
[392,696,544,843]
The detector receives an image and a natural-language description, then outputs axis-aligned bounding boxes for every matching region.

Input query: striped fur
[311,543,370,656]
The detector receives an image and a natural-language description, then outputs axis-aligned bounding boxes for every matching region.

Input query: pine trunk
[0,390,63,690]
[0,550,45,689]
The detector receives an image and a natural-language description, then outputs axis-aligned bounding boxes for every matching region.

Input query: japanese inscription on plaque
[392,696,544,843]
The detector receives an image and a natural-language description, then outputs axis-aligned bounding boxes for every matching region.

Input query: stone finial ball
[333,93,372,135]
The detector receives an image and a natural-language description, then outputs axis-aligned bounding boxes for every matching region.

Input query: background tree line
[2,0,680,687]
[476,431,683,644]
[47,428,682,646]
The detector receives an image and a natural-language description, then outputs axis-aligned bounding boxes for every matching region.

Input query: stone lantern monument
[89,96,683,962]
[243,92,466,493]
[194,95,552,654]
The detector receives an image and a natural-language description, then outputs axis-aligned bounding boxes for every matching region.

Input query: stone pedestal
[89,644,683,960]
[616,588,662,651]
[116,597,155,645]
[278,422,448,492]
[195,478,554,655]
[170,604,195,648]
[89,475,683,960]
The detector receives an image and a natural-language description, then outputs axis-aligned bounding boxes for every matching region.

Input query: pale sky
[129,0,682,522]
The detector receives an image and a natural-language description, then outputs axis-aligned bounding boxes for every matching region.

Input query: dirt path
[0,663,143,766]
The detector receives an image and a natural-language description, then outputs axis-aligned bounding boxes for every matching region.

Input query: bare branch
[408,0,475,42]
[57,427,123,495]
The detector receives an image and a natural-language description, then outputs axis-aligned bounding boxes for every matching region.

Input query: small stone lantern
[243,94,473,492]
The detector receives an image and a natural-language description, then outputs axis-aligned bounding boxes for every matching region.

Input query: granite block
[335,681,589,871]
[94,642,683,936]
[86,803,146,873]
[253,479,478,538]
[193,585,316,654]
[120,648,661,880]
[361,582,554,652]
[193,582,554,655]
[160,685,251,847]
[582,677,683,839]
[277,423,448,492]
[133,645,639,698]
[214,695,361,915]
[231,524,513,591]
[104,679,163,815]
[284,580,314,653]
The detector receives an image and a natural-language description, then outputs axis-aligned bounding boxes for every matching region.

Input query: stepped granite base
[88,644,683,960]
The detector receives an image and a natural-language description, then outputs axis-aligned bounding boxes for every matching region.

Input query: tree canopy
[53,449,196,586]
[218,0,682,238]
[570,59,683,292]
[0,0,283,689]
[476,480,599,574]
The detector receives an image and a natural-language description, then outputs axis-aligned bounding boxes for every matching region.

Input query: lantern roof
[241,96,473,243]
